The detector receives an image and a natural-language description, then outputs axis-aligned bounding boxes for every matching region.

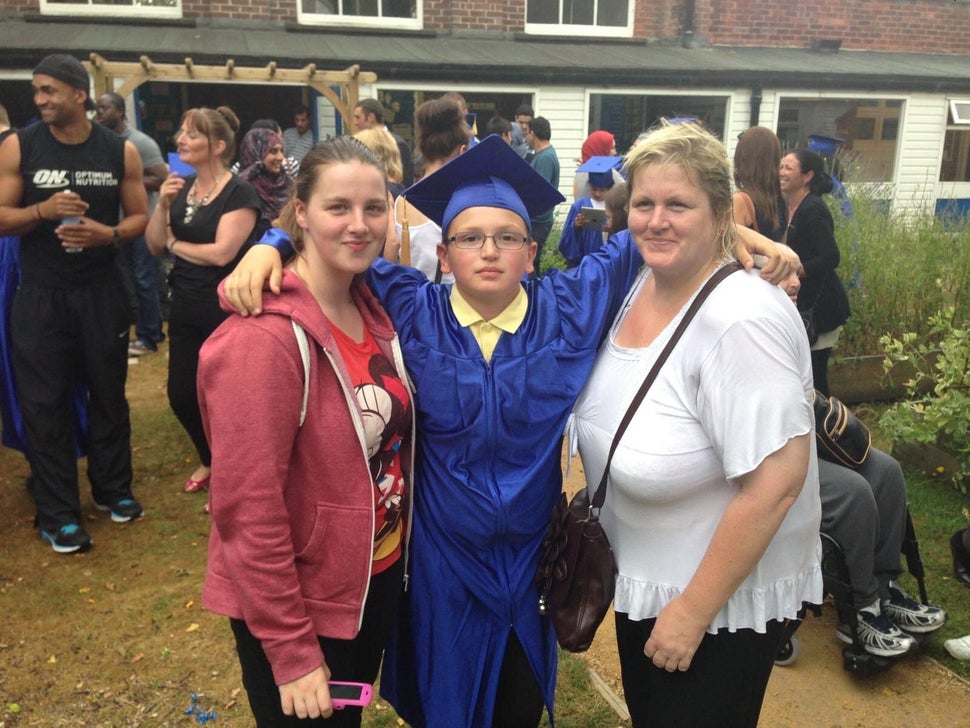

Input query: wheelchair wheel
[775,635,800,666]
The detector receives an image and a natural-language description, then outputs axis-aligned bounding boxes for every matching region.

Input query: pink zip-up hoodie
[198,269,413,686]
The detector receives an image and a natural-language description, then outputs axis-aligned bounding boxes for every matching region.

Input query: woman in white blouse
[571,121,822,727]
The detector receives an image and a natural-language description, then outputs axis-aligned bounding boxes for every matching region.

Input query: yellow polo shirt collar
[450,285,528,362]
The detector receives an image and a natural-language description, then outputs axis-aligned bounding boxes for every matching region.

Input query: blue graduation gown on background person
[0,235,88,454]
[368,231,642,727]
[557,196,606,266]
[0,235,24,450]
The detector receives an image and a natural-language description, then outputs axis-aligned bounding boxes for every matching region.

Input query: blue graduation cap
[577,156,625,188]
[807,134,845,155]
[403,134,565,234]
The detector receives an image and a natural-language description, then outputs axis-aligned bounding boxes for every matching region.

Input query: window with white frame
[41,0,181,19]
[526,0,632,37]
[940,99,970,182]
[777,97,903,183]
[298,0,421,29]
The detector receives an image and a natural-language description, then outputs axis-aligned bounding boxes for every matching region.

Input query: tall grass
[832,191,970,357]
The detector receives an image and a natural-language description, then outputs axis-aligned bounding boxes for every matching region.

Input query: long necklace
[184,171,228,225]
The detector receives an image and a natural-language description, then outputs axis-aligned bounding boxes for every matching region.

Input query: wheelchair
[775,509,936,676]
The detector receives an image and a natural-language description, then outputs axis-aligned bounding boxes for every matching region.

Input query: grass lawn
[0,345,628,727]
[0,339,966,726]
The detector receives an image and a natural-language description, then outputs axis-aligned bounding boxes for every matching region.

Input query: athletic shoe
[837,610,916,657]
[882,583,948,633]
[944,635,970,660]
[40,524,93,554]
[95,497,144,523]
[128,339,156,356]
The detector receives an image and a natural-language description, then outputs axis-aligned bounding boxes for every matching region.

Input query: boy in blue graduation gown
[558,155,624,268]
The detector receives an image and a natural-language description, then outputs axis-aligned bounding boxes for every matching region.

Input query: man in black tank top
[0,55,149,554]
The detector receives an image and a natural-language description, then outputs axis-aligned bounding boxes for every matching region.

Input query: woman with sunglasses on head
[145,106,260,495]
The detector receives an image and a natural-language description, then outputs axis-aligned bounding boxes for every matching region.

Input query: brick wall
[697,0,970,55]
[6,0,970,55]
[423,0,516,31]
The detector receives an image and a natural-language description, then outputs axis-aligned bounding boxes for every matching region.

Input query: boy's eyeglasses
[447,232,530,250]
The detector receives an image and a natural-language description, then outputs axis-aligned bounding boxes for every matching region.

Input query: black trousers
[231,558,404,728]
[811,347,833,396]
[615,611,786,728]
[166,290,227,467]
[492,631,545,728]
[11,283,132,531]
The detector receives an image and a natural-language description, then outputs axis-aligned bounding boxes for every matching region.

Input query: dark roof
[2,16,969,92]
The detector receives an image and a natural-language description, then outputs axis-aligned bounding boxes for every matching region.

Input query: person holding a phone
[199,137,413,726]
[557,155,623,267]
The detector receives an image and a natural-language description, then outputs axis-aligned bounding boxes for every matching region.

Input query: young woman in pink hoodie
[197,136,414,727]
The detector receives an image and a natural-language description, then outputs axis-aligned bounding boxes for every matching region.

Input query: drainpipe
[750,83,762,127]
[682,0,697,48]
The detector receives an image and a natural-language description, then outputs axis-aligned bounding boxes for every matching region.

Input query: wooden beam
[77,56,377,125]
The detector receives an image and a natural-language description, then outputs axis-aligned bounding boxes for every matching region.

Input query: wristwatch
[111,227,121,247]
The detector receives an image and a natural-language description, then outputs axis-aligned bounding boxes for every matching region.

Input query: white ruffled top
[569,265,822,632]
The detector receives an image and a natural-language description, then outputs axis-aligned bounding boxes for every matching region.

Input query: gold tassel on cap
[399,197,411,267]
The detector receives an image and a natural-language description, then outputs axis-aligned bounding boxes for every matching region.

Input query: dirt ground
[561,459,970,727]
[1,341,968,726]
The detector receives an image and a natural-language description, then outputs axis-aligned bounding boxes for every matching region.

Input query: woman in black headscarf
[237,128,293,238]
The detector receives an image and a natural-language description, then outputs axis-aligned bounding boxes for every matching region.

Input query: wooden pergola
[84,53,377,129]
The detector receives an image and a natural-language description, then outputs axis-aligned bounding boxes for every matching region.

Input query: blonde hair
[624,120,736,261]
[354,126,404,183]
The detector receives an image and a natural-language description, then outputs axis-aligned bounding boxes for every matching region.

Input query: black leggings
[231,559,403,728]
[615,611,786,728]
[167,290,227,466]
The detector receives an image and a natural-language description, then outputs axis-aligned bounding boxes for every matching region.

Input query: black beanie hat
[33,54,95,111]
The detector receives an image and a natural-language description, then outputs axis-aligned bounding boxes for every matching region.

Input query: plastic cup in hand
[61,215,83,253]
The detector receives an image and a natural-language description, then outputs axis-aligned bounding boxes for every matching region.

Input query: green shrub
[831,190,970,357]
[879,304,970,493]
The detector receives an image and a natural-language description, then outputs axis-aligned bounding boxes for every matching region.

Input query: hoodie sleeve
[198,316,325,685]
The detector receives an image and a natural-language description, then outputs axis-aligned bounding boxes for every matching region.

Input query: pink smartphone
[329,681,373,710]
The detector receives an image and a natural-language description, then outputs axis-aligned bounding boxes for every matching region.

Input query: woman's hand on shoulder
[643,594,711,673]
[223,244,285,316]
[734,224,801,284]
[278,664,333,719]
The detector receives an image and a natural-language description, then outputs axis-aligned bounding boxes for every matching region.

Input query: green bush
[831,191,970,357]
[879,304,970,493]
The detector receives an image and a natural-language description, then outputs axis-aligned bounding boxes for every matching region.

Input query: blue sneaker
[40,524,93,554]
[95,497,144,523]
